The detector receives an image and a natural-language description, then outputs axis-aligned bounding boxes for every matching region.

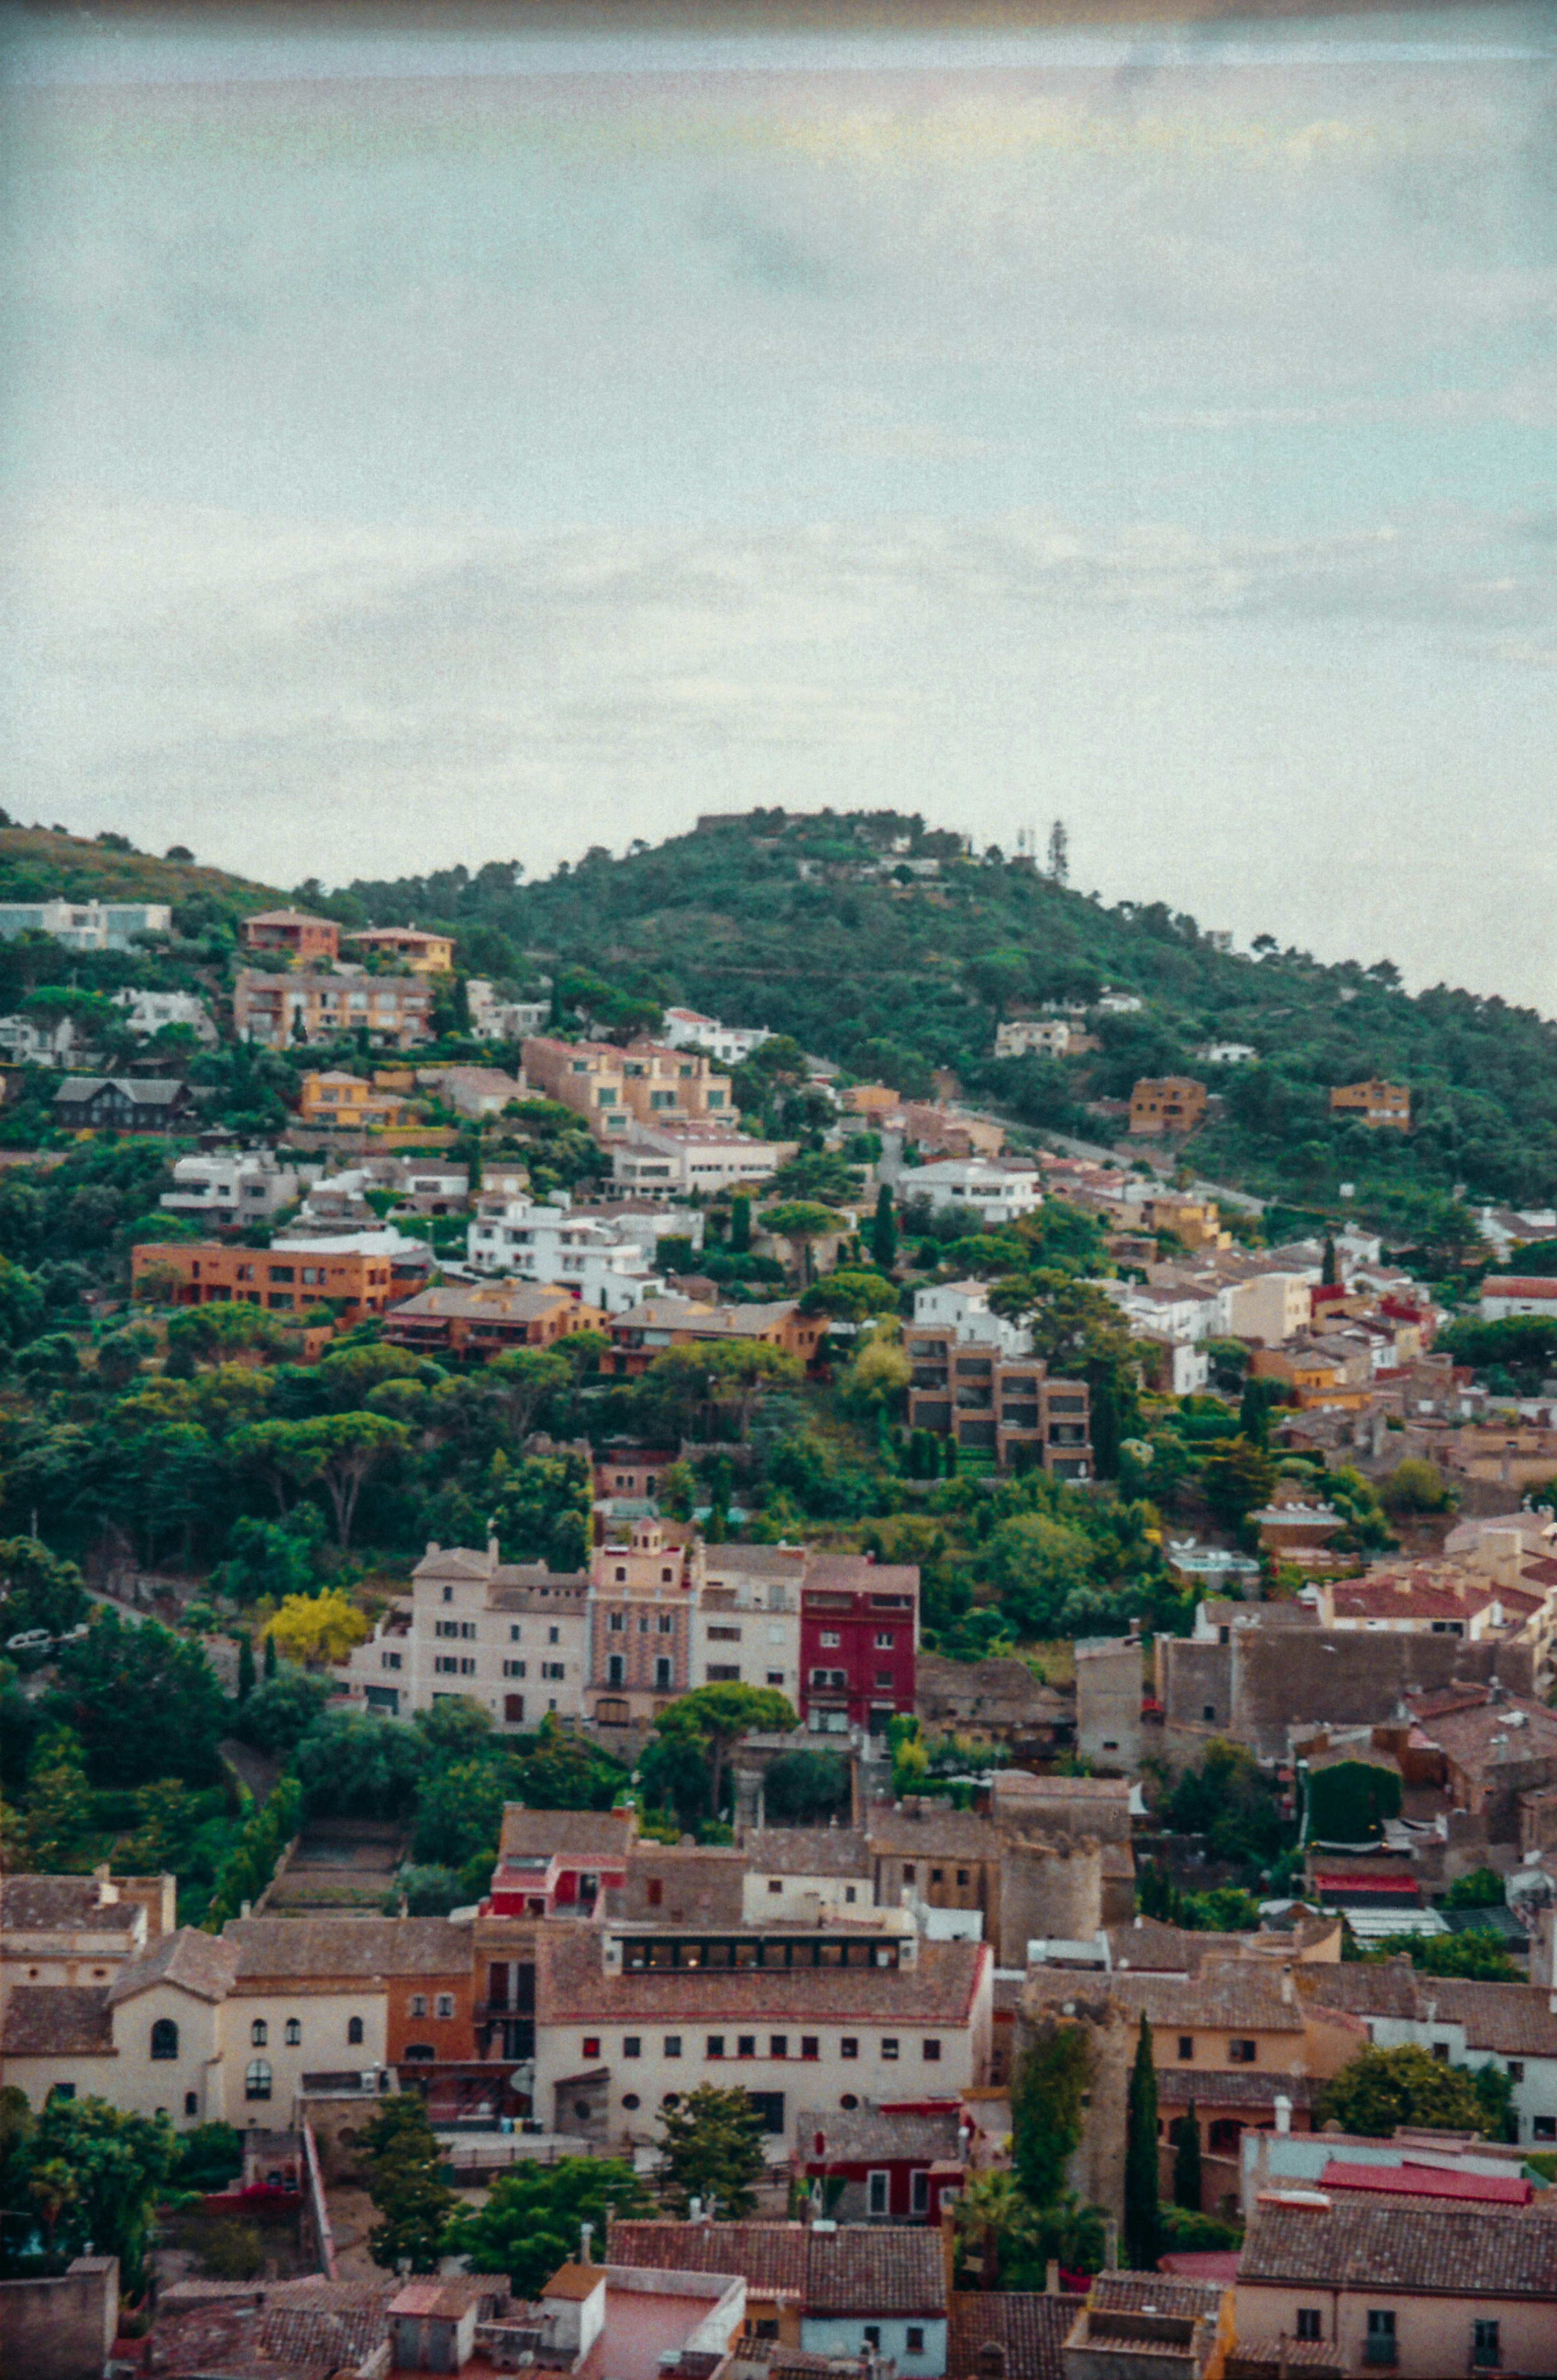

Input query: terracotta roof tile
[539,1930,986,2027]
[805,2226,946,2316]
[867,1806,1000,1860]
[797,2105,963,2165]
[108,1925,237,2005]
[223,1916,470,1981]
[608,2222,808,2297]
[1237,2200,1557,2296]
[744,1830,872,1880]
[0,1983,114,2057]
[946,2291,1074,2380]
[498,1808,636,1861]
[1089,2274,1226,2321]
[1,1875,141,1933]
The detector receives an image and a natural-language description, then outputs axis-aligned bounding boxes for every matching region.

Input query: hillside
[337,811,1557,1222]
[0,826,281,934]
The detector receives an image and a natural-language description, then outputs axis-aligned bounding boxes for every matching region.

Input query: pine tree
[263,1630,278,1680]
[1124,2012,1162,2269]
[1047,819,1070,886]
[870,1184,897,1273]
[237,1634,256,1701]
[1172,2102,1202,2211]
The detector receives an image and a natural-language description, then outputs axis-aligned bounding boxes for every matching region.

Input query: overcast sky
[1,7,1553,1003]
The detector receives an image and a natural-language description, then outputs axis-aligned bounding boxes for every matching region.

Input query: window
[1295,2311,1321,2343]
[907,2329,925,2354]
[737,2034,756,2059]
[845,1886,857,1904]
[902,1864,917,1884]
[549,1624,560,1644]
[801,2036,819,2061]
[874,1631,896,1649]
[646,1878,664,1909]
[607,1654,625,1687]
[863,2328,882,2351]
[1507,2060,1524,2083]
[841,2037,858,2059]
[184,2090,198,2117]
[1177,2035,1194,2061]
[285,2017,301,2046]
[1202,1703,1216,1722]
[658,1612,674,1632]
[624,2037,642,2059]
[664,2035,682,2058]
[1431,2040,1449,2063]
[911,2171,930,2215]
[957,1869,970,1887]
[767,1672,785,1686]
[768,1878,783,1894]
[820,1630,841,1647]
[542,1662,566,1681]
[708,1665,741,1683]
[770,2035,788,2059]
[1365,2310,1396,2367]
[504,1660,526,1678]
[707,2035,725,2059]
[923,2039,941,2062]
[608,1611,625,1632]
[150,2018,178,2061]
[874,1671,894,1690]
[1228,2038,1257,2064]
[583,2037,601,2059]
[435,1994,454,2019]
[867,2171,890,2216]
[251,2019,268,2048]
[442,1585,453,1605]
[931,1868,944,1885]
[347,2016,364,2046]
[1472,2319,1501,2369]
[1533,2117,1556,2141]
[47,2083,75,2102]
[655,1657,673,1689]
[245,2060,273,2102]
[509,1623,523,1642]
[881,2038,900,2060]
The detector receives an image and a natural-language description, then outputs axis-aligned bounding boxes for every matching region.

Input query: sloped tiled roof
[223,1916,469,1981]
[1238,2200,1557,2295]
[1027,1961,1306,2034]
[805,2225,946,2316]
[1089,2274,1226,2321]
[946,2290,1073,2380]
[539,1929,985,2026]
[797,2105,963,2165]
[867,1806,1000,1860]
[108,1926,237,2005]
[1294,1958,1421,2021]
[498,1808,635,1862]
[1423,1978,1557,2059]
[1,1875,140,1933]
[744,1829,872,1879]
[0,1983,114,2057]
[608,2221,809,2297]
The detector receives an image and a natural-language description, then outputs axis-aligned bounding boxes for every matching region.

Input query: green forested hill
[336,810,1557,1218]
[0,827,280,936]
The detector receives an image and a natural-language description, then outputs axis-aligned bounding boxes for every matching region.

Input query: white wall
[801,2314,947,2377]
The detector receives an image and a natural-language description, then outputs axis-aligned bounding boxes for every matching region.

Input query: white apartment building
[1198,1041,1257,1065]
[0,898,173,952]
[466,1196,662,1313]
[333,1542,591,1732]
[739,1829,874,1924]
[611,1124,780,1200]
[161,1149,301,1227]
[467,980,549,1041]
[911,1280,1032,1358]
[694,1542,806,1706]
[994,1017,1074,1059]
[113,988,218,1043]
[900,1159,1042,1225]
[0,1012,88,1067]
[661,1007,773,1067]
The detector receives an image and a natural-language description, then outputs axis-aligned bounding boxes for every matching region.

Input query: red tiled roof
[538,1929,987,2027]
[1321,2159,1531,2207]
[1237,2200,1557,2296]
[805,2226,946,2316]
[608,2224,807,2298]
[0,1984,114,2058]
[946,2291,1074,2380]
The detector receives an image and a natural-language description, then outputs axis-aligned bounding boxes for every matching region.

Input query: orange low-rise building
[603,1295,828,1379]
[383,1280,607,1353]
[242,908,341,964]
[132,1240,404,1324]
[1128,1077,1208,1136]
[298,1071,419,1130]
[1329,1078,1411,1131]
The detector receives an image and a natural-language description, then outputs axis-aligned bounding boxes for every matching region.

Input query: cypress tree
[1322,1234,1338,1287]
[870,1184,897,1272]
[943,1434,959,1478]
[1172,2102,1202,2212]
[729,1195,751,1255]
[263,1629,278,1681]
[1124,2012,1163,2269]
[237,1634,256,1701]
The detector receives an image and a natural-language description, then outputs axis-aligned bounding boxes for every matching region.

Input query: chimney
[1274,2093,1293,2136]
[1045,2259,1060,2295]
[488,1534,501,1573]
[1280,1966,1295,2004]
[579,2219,594,2265]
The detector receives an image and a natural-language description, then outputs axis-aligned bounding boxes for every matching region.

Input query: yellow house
[298,1071,416,1130]
[347,927,454,975]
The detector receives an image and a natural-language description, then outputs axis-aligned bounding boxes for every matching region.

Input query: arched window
[150,2017,179,2062]
[403,2043,435,2063]
[245,2060,273,2102]
[284,2018,301,2046]
[347,2015,364,2046]
[251,2018,268,2047]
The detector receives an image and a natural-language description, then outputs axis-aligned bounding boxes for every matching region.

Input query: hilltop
[337,810,1557,1224]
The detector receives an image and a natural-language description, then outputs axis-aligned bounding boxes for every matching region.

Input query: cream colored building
[1225,1270,1314,1347]
[695,1542,805,1706]
[533,1916,991,2150]
[1,1871,176,2001]
[333,1541,591,1732]
[738,1830,873,1925]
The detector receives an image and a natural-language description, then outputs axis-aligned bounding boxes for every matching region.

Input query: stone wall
[0,2257,117,2380]
[1075,1640,1143,1775]
[998,1838,1103,1965]
[1015,1996,1130,2223]
[1232,1632,1533,1761]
